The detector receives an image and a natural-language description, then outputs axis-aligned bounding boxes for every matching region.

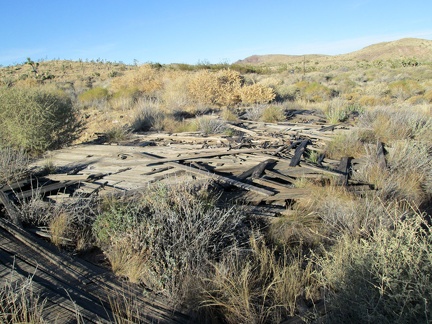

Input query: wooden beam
[225,123,258,136]
[335,157,353,186]
[0,191,20,226]
[289,139,310,166]
[237,159,276,180]
[145,148,278,166]
[142,152,275,196]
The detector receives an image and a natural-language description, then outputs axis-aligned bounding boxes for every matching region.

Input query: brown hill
[235,38,432,65]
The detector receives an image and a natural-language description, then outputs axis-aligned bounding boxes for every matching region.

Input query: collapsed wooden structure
[0,116,378,322]
[2,120,372,212]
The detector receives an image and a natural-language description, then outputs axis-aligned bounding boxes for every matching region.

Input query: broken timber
[146,148,278,166]
[142,152,275,196]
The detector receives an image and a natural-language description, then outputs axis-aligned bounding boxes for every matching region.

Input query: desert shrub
[243,104,266,121]
[195,116,227,135]
[202,237,319,323]
[238,83,276,105]
[353,140,432,204]
[78,86,109,102]
[388,79,424,100]
[325,130,369,159]
[260,104,285,123]
[316,207,432,323]
[0,87,81,153]
[294,81,333,102]
[110,64,163,97]
[131,98,165,131]
[188,69,243,107]
[357,107,432,143]
[93,182,249,303]
[0,147,30,185]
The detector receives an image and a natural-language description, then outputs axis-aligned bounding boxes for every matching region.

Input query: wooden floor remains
[20,119,373,208]
[0,117,379,322]
[0,218,189,323]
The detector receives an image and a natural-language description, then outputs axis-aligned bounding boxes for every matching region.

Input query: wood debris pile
[1,118,376,220]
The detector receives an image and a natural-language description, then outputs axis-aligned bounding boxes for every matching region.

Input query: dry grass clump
[93,181,250,304]
[261,105,286,123]
[325,130,369,159]
[388,79,424,100]
[194,116,227,135]
[0,147,30,186]
[202,237,319,324]
[78,86,109,103]
[0,270,47,323]
[242,104,285,122]
[131,98,165,132]
[268,208,326,248]
[103,125,132,143]
[357,107,432,143]
[315,205,432,323]
[353,140,432,205]
[15,193,97,251]
[293,81,333,102]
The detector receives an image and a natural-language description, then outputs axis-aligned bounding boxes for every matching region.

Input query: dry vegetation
[1,38,432,323]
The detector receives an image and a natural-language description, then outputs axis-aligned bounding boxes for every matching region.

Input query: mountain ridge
[235,38,432,65]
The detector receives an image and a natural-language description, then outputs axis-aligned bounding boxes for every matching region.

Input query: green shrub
[294,81,333,102]
[0,87,81,153]
[261,105,285,123]
[93,182,248,303]
[78,86,109,102]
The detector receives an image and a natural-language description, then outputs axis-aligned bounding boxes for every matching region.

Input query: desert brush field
[0,38,431,323]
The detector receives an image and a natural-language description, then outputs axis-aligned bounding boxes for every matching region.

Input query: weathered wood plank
[142,152,275,196]
[226,123,259,136]
[13,180,79,200]
[0,191,20,225]
[237,159,277,180]
[335,157,353,186]
[145,148,278,166]
[376,141,387,169]
[289,139,310,167]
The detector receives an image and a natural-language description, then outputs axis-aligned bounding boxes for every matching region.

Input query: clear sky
[1,0,432,66]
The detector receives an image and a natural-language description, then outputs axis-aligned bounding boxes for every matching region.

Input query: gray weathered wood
[145,148,278,166]
[142,152,275,196]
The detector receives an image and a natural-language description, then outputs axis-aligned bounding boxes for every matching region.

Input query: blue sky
[1,0,432,66]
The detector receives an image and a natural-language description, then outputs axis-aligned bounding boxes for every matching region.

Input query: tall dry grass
[315,204,432,323]
[0,270,47,323]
